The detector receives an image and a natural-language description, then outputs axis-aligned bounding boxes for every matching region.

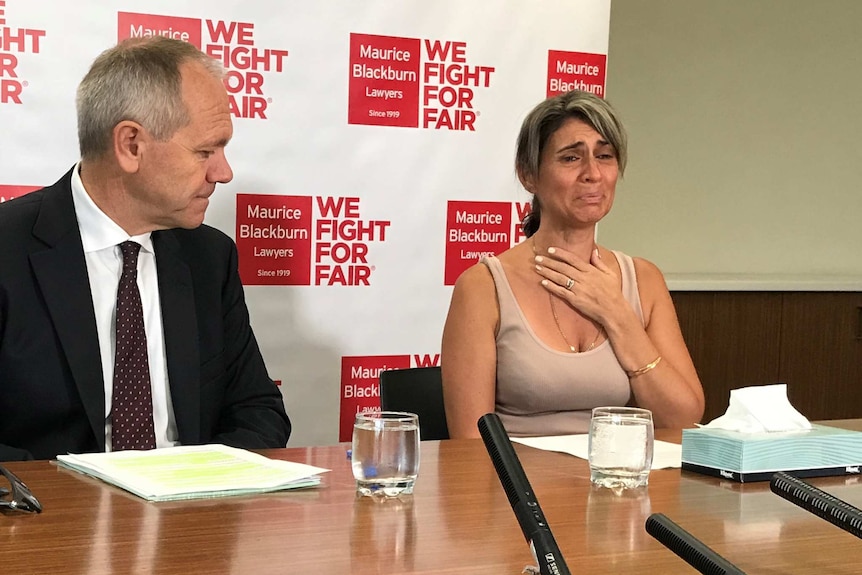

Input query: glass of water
[588,406,654,489]
[352,411,420,497]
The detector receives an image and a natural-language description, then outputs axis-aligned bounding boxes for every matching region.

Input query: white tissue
[700,384,812,433]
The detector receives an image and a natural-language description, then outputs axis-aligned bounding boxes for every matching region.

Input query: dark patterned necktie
[111,241,157,451]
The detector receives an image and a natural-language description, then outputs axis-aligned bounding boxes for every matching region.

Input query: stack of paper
[57,444,329,502]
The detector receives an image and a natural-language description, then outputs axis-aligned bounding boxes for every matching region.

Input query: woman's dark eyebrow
[555,139,611,154]
[555,141,586,154]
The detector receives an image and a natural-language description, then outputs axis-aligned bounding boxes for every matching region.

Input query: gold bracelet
[626,356,662,378]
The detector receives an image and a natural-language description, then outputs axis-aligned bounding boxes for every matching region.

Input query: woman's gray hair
[517,90,628,237]
[76,36,225,160]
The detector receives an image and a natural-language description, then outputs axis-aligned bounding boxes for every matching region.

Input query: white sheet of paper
[511,434,681,469]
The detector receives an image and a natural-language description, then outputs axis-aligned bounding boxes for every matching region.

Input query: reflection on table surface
[2,422,862,574]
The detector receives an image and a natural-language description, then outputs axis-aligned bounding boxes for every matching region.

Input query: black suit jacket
[0,169,291,461]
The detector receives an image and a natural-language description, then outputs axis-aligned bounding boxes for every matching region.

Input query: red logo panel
[236,194,312,285]
[444,201,511,285]
[340,355,412,442]
[348,33,421,127]
[117,12,202,47]
[547,50,606,98]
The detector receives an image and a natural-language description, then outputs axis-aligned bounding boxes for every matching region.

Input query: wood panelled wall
[671,292,862,423]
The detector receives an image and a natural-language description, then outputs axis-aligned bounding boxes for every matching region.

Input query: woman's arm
[441,263,500,439]
[610,258,704,427]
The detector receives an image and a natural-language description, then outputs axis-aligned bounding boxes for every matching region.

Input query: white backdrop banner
[0,0,611,445]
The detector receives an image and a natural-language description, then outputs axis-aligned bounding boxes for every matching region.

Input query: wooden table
[3,423,862,574]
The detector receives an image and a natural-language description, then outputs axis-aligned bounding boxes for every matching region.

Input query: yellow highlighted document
[57,444,329,501]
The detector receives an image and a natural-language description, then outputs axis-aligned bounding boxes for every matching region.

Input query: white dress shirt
[70,164,179,450]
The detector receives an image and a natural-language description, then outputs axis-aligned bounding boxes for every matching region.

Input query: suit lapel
[152,231,201,443]
[30,171,106,449]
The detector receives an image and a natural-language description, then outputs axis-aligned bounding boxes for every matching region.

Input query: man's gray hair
[76,36,224,159]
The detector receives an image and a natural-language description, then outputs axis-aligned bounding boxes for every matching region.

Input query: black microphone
[645,513,748,575]
[770,471,862,539]
[477,413,571,575]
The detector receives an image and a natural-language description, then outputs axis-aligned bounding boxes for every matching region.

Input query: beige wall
[603,0,862,288]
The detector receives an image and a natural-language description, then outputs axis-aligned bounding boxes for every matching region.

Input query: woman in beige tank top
[441,90,704,439]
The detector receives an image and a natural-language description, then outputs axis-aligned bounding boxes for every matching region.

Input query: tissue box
[681,424,862,483]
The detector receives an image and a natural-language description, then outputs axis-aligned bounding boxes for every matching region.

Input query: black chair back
[379,366,449,440]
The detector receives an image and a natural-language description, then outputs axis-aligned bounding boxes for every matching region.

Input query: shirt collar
[71,162,154,254]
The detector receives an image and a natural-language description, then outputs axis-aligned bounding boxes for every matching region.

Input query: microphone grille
[645,514,732,575]
[770,472,862,538]
[478,415,520,509]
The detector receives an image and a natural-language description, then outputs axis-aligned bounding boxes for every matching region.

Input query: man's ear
[113,121,144,174]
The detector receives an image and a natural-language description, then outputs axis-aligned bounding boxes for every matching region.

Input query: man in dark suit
[0,36,291,461]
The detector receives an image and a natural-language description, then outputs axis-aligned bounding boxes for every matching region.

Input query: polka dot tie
[111,241,156,451]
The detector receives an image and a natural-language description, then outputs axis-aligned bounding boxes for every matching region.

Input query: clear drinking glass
[588,406,654,489]
[351,411,420,497]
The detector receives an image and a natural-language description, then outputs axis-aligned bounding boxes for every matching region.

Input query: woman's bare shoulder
[631,255,667,290]
[630,255,674,324]
[453,259,495,292]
